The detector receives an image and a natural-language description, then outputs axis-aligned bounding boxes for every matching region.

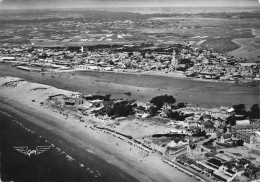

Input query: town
[0,42,259,84]
[2,76,257,182]
[43,89,260,182]
[0,6,260,182]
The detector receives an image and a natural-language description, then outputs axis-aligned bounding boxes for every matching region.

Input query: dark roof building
[206,158,223,169]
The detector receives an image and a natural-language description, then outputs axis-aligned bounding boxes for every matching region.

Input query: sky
[0,0,260,9]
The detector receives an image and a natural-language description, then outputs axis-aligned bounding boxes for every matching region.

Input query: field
[0,8,260,55]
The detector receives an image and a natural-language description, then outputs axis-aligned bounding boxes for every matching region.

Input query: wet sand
[0,64,259,108]
[0,110,112,182]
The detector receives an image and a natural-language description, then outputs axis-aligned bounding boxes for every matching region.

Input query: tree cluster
[232,104,260,120]
[150,94,176,110]
[166,110,192,121]
[107,101,135,117]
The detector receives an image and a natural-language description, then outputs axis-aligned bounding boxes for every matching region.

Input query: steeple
[171,49,178,69]
[80,46,84,53]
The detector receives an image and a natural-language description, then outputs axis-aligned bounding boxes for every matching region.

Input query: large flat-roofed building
[235,131,255,144]
[231,124,260,135]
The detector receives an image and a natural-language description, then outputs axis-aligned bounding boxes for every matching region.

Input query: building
[202,157,246,182]
[220,134,232,143]
[236,120,250,125]
[204,126,215,133]
[80,46,84,53]
[171,50,178,69]
[209,108,229,119]
[255,131,260,142]
[75,64,87,69]
[186,144,211,159]
[1,57,16,62]
[235,131,256,144]
[238,63,257,67]
[206,158,223,170]
[231,124,260,135]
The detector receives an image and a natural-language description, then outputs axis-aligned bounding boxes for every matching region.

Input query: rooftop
[231,124,260,130]
[207,158,222,167]
[236,131,255,137]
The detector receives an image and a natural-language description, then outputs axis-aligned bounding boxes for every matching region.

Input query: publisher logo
[13,146,52,157]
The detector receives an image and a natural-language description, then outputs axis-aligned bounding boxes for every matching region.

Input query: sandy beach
[0,76,196,182]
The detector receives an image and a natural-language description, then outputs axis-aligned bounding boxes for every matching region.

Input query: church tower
[171,49,178,69]
[80,46,84,53]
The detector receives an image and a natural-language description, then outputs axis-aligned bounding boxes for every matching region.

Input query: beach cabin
[236,120,250,125]
[1,57,16,62]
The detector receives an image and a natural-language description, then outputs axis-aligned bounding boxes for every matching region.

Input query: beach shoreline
[0,76,196,182]
[0,101,140,182]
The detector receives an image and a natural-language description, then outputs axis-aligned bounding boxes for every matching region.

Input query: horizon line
[0,5,260,11]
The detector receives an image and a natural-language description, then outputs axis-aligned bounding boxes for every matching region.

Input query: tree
[223,126,227,133]
[233,141,237,147]
[250,104,260,119]
[233,104,248,116]
[150,95,176,110]
[177,102,186,108]
[108,101,134,117]
[166,111,189,121]
[104,94,111,101]
[226,116,236,126]
[148,106,158,117]
[166,110,178,119]
[237,140,244,146]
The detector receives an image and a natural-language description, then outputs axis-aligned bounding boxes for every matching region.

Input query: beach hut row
[170,146,188,155]
[93,125,153,153]
[95,125,165,155]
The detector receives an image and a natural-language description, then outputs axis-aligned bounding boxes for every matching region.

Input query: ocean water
[0,6,259,21]
[96,6,260,14]
[0,109,138,182]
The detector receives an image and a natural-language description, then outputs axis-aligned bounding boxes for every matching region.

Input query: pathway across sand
[228,28,260,59]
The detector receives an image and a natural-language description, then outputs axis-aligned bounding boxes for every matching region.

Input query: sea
[0,108,138,182]
[96,6,260,14]
[0,6,260,21]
